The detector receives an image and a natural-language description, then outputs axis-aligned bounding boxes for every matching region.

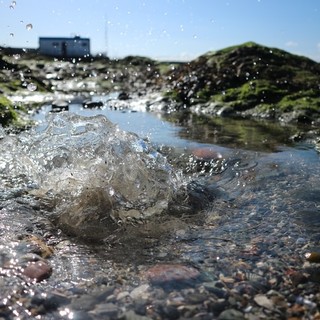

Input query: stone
[90,303,118,318]
[123,310,151,320]
[218,309,245,320]
[253,294,274,310]
[22,260,52,282]
[130,284,150,300]
[145,264,200,285]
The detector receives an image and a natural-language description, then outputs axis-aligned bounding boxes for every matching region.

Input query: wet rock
[51,99,69,112]
[89,303,118,318]
[253,294,274,310]
[203,282,229,299]
[216,106,234,117]
[118,91,130,100]
[130,284,150,300]
[43,292,71,311]
[145,264,200,286]
[82,99,103,108]
[289,271,308,286]
[192,147,222,160]
[71,288,114,311]
[123,310,150,320]
[22,260,52,282]
[218,308,245,320]
[305,252,320,263]
[158,305,180,320]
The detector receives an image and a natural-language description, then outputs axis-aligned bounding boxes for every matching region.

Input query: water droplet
[26,23,33,31]
[10,33,14,37]
[9,1,16,9]
[13,54,20,60]
[27,83,37,92]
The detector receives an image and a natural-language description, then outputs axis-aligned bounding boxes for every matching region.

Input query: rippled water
[1,98,320,318]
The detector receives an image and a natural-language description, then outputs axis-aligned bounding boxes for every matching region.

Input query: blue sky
[1,0,319,61]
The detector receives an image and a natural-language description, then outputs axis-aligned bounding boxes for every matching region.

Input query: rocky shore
[1,41,320,127]
[0,43,320,320]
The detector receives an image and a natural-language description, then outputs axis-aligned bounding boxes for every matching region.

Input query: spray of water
[0,113,182,239]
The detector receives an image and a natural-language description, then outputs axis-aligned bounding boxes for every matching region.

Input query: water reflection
[162,112,303,152]
[33,100,305,153]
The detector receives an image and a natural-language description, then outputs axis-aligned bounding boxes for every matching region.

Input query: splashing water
[27,83,37,91]
[0,113,182,239]
[9,1,16,9]
[26,23,33,31]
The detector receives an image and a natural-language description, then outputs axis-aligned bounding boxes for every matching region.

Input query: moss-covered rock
[0,95,18,126]
[165,42,320,123]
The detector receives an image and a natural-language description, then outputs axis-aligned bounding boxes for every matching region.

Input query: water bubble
[26,23,33,31]
[27,83,37,92]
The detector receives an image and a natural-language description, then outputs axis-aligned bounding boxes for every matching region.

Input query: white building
[39,36,90,58]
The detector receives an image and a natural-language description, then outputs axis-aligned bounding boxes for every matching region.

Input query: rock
[130,284,150,300]
[145,264,200,285]
[305,252,320,263]
[123,310,152,320]
[216,106,234,117]
[89,303,118,318]
[22,260,52,282]
[118,92,130,100]
[82,99,103,108]
[253,294,274,310]
[51,99,69,111]
[192,147,222,160]
[218,309,245,320]
[43,292,71,311]
[71,288,114,311]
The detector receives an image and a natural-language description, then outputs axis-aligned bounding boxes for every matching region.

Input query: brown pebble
[289,271,308,286]
[22,260,52,282]
[305,252,320,263]
[145,264,200,284]
[192,148,222,160]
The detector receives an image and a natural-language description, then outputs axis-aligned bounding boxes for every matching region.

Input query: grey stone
[218,309,245,320]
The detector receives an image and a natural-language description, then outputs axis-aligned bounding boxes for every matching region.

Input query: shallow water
[1,99,320,318]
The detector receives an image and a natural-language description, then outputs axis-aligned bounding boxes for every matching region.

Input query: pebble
[90,303,119,318]
[117,291,130,300]
[218,308,245,320]
[192,147,222,160]
[145,264,200,285]
[123,310,151,320]
[22,260,52,282]
[253,294,274,310]
[130,284,150,300]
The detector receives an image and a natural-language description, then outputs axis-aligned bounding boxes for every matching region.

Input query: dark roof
[39,36,90,41]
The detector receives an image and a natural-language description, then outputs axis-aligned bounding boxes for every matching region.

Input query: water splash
[0,113,181,239]
[26,23,33,31]
[27,83,37,91]
[9,1,16,9]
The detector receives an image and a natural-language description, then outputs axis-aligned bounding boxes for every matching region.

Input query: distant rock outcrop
[164,42,320,123]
